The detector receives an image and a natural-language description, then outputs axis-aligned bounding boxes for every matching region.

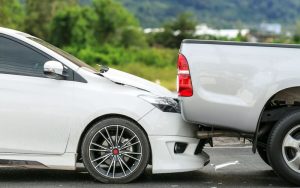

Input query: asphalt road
[0,147,294,188]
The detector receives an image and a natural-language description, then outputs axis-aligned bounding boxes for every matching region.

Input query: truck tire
[267,111,300,186]
[257,146,270,166]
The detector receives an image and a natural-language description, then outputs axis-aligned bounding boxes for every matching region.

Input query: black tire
[81,117,150,183]
[257,146,270,166]
[267,111,300,186]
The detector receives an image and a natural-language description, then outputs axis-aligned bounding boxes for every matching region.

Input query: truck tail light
[177,53,193,97]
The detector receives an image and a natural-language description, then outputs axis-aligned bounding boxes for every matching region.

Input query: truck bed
[179,40,300,133]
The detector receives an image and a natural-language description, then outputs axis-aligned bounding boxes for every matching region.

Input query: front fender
[65,98,154,153]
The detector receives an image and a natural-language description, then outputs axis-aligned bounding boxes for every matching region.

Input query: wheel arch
[253,86,300,152]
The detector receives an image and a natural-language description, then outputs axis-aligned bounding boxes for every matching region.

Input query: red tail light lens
[177,54,193,97]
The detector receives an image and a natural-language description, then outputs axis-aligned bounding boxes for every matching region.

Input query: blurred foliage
[293,21,300,43]
[25,0,77,39]
[0,0,24,29]
[118,0,300,29]
[153,12,197,48]
[50,0,147,48]
[63,45,177,68]
[1,0,300,90]
[92,0,138,44]
[50,5,97,47]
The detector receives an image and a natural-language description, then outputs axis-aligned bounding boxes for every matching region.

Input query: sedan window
[0,36,50,77]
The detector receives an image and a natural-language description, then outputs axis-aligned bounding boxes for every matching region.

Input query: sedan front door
[0,35,74,154]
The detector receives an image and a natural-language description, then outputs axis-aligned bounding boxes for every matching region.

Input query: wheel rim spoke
[89,148,108,152]
[99,131,114,147]
[105,127,114,147]
[121,141,140,150]
[94,155,111,168]
[123,153,140,161]
[287,153,300,170]
[115,125,119,146]
[117,127,125,145]
[120,135,136,149]
[92,153,110,163]
[118,156,132,172]
[89,125,142,179]
[117,155,126,176]
[122,151,142,155]
[106,157,114,176]
[112,156,116,178]
[91,142,109,150]
[283,134,300,150]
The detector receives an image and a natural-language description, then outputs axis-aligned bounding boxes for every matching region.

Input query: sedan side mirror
[44,61,67,79]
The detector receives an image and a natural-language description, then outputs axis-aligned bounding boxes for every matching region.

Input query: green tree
[154,12,197,48]
[120,27,147,48]
[50,6,97,47]
[235,32,248,42]
[92,0,146,47]
[0,0,24,29]
[51,0,147,48]
[25,0,78,39]
[293,21,300,43]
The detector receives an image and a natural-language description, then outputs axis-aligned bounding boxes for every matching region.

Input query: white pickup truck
[178,40,300,185]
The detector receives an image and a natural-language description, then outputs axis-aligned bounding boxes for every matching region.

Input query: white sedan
[0,27,209,183]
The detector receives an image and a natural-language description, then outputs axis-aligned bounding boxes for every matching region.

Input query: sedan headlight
[139,95,181,113]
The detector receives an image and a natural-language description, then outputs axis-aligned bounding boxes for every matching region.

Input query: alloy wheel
[88,125,143,179]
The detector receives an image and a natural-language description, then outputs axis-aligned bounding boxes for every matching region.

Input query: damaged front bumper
[149,136,210,173]
[138,108,210,174]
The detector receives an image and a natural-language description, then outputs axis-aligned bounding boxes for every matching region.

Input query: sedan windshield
[28,37,97,72]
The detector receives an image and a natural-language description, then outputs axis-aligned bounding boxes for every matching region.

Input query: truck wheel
[257,146,270,166]
[81,117,150,183]
[267,111,300,185]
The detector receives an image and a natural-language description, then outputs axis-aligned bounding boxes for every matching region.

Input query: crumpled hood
[103,68,175,98]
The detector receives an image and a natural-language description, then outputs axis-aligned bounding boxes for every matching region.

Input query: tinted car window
[29,37,97,73]
[0,36,50,77]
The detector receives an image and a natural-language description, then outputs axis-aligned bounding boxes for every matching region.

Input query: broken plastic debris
[211,161,239,170]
